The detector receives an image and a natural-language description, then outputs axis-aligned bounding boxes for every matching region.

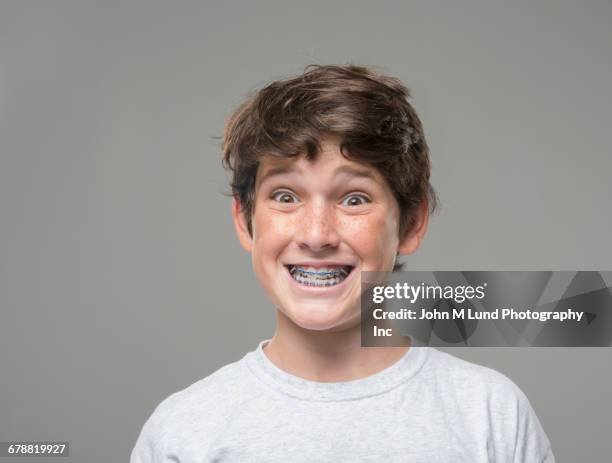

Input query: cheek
[339,212,400,264]
[251,210,297,259]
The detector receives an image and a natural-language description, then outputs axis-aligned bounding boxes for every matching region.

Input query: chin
[283,304,357,332]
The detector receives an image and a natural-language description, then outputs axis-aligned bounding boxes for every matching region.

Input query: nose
[295,200,341,252]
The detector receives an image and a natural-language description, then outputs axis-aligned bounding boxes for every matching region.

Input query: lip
[285,261,356,268]
[283,262,359,296]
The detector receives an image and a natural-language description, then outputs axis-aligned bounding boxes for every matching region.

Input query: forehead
[255,141,386,188]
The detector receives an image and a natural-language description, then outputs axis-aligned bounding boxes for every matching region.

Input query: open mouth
[286,265,354,287]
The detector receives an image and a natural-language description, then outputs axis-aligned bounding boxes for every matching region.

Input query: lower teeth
[294,275,343,286]
[289,266,350,286]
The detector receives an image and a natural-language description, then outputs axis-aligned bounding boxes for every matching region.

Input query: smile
[286,265,354,287]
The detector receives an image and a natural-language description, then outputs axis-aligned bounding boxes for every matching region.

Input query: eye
[341,193,371,207]
[271,190,299,204]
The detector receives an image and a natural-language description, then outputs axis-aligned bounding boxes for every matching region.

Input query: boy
[131,65,554,462]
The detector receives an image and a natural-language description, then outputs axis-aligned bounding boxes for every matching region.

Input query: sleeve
[478,365,555,463]
[510,388,555,463]
[130,406,165,463]
[540,446,556,463]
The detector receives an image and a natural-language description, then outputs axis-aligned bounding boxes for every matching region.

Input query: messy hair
[222,64,437,254]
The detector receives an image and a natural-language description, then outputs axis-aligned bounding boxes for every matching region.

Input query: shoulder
[151,357,253,422]
[420,348,554,461]
[131,356,260,462]
[423,348,529,404]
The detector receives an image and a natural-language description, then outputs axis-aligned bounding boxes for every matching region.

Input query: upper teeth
[289,265,351,276]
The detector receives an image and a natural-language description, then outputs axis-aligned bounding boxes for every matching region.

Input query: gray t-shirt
[131,340,554,462]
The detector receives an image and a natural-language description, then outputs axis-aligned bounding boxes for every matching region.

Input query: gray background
[1,1,610,461]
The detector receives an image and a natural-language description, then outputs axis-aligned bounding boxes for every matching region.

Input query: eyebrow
[257,165,300,186]
[257,163,379,186]
[334,165,378,181]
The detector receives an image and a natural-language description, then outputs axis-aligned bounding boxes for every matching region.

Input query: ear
[398,199,429,255]
[231,198,253,252]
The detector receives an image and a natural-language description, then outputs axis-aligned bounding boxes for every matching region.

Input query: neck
[263,309,411,382]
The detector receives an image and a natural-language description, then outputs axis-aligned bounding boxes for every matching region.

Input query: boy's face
[232,139,427,333]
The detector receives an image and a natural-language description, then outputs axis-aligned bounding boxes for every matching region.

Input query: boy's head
[222,64,436,241]
[222,64,436,331]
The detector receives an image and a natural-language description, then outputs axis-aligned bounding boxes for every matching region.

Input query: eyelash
[271,190,299,204]
[341,193,371,207]
[270,190,371,206]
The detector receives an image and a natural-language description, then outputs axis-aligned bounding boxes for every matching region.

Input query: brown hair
[222,64,437,244]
